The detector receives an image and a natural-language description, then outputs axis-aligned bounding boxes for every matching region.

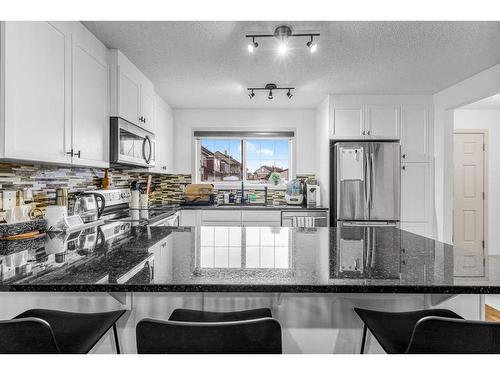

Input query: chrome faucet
[240,181,245,205]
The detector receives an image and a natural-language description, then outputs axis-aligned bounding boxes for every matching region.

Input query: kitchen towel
[291,216,316,228]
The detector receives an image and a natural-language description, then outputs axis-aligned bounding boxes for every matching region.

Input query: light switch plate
[2,191,16,210]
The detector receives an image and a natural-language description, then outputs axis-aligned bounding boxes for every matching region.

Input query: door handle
[143,136,153,164]
[75,150,81,158]
[66,149,74,157]
[370,153,375,209]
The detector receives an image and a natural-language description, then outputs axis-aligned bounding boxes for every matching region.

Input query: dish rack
[180,193,216,206]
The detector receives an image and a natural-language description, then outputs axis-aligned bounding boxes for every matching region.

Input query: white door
[401,163,430,222]
[71,32,109,168]
[401,105,429,162]
[4,21,72,164]
[331,105,364,137]
[366,105,400,137]
[118,69,140,125]
[140,86,155,132]
[453,132,485,253]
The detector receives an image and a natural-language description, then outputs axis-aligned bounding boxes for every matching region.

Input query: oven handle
[143,136,153,164]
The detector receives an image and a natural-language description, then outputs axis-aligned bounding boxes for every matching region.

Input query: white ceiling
[83,21,500,109]
[461,93,500,109]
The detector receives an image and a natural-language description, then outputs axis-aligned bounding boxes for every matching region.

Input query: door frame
[452,129,489,254]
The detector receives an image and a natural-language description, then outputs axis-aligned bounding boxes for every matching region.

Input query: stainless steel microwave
[110,117,155,168]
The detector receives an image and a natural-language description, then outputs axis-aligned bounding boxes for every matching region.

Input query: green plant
[269,172,281,185]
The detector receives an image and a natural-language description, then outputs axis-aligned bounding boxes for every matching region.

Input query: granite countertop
[0,224,497,293]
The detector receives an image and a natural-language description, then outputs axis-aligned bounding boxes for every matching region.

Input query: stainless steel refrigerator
[329,140,400,227]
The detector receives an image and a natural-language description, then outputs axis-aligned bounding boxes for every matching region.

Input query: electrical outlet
[2,191,16,210]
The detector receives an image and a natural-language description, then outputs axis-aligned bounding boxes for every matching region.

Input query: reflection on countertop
[0,223,497,293]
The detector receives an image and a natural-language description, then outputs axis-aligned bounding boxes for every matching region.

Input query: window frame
[194,132,295,188]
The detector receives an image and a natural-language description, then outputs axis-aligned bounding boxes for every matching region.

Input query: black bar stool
[136,308,282,354]
[169,307,273,322]
[0,309,126,354]
[355,307,500,354]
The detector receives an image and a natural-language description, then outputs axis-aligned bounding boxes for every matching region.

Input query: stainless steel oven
[110,117,155,168]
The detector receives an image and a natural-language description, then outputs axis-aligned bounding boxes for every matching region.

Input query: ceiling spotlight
[247,37,258,53]
[278,42,288,55]
[306,36,317,53]
[248,90,255,99]
[287,89,293,99]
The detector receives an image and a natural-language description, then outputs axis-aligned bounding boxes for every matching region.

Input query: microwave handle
[143,136,153,164]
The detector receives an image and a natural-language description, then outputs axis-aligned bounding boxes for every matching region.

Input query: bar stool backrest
[406,316,500,354]
[0,318,60,354]
[136,317,282,354]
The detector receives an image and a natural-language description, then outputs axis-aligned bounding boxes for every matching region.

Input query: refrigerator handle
[370,152,375,209]
[364,147,370,209]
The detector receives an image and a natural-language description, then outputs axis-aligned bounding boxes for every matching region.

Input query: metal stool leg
[360,324,367,354]
[112,324,121,354]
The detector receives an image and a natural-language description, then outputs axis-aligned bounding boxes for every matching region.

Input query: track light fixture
[247,83,295,100]
[306,36,317,53]
[246,25,319,54]
[247,37,258,53]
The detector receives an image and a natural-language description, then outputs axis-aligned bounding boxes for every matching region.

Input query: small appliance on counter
[306,185,321,208]
[68,191,106,223]
[181,184,215,206]
[285,179,304,205]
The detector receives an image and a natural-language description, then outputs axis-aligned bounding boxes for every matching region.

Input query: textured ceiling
[83,21,500,109]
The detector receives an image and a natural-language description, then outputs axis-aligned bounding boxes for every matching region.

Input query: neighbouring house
[200,147,242,181]
[248,165,287,181]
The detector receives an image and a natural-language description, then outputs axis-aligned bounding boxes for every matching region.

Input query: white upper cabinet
[331,105,364,137]
[71,24,109,168]
[365,105,400,137]
[1,21,72,164]
[140,84,155,132]
[401,105,429,162]
[117,67,141,126]
[401,162,430,222]
[151,94,173,174]
[109,49,155,132]
[330,102,401,138]
[0,21,110,168]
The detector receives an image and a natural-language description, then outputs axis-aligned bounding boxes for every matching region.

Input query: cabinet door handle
[402,154,406,159]
[361,130,366,135]
[75,150,81,158]
[144,117,147,123]
[367,130,371,135]
[402,166,406,170]
[66,149,74,157]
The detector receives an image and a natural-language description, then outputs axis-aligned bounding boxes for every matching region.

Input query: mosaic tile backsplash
[0,163,191,212]
[0,163,311,216]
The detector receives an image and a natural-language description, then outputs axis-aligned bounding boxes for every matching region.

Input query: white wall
[454,109,500,254]
[172,108,317,178]
[433,63,500,243]
[315,97,330,206]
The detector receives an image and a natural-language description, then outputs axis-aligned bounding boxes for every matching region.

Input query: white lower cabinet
[181,209,284,227]
[400,222,429,237]
[401,162,432,237]
[179,210,201,227]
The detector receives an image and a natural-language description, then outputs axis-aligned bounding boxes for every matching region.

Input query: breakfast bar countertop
[0,224,498,294]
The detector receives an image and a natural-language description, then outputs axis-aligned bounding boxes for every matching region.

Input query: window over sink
[194,131,294,186]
